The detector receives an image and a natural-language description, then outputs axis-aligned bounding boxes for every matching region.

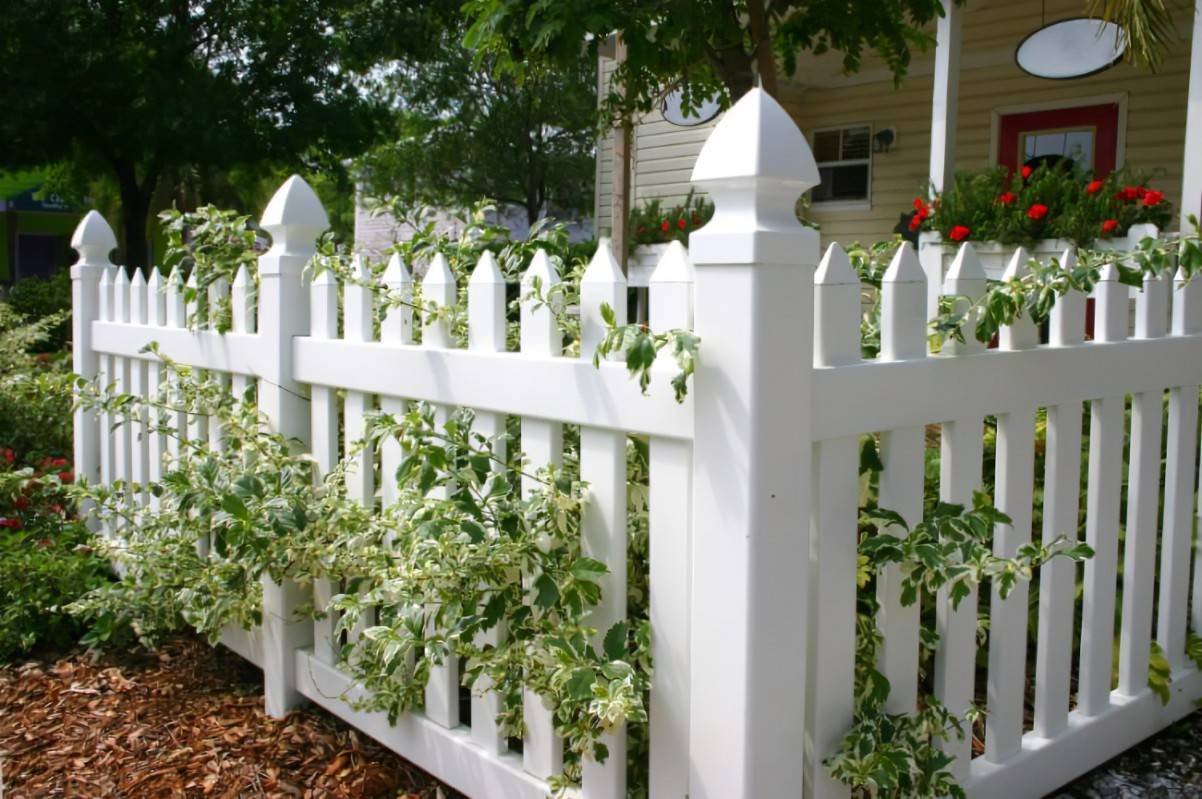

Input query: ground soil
[0,636,457,798]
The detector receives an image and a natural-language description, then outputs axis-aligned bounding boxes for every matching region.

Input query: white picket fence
[69,88,1202,799]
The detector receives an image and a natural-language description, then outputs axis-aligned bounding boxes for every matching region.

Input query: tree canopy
[358,23,597,225]
[462,0,959,123]
[0,0,440,269]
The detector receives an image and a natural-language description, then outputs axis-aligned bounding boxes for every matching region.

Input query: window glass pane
[829,163,869,200]
[813,131,841,162]
[812,166,836,202]
[1021,128,1094,170]
[841,127,870,160]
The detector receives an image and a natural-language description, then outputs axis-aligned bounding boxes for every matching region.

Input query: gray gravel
[1049,711,1202,798]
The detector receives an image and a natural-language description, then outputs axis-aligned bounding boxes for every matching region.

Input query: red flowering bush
[911,164,1173,246]
[628,191,714,251]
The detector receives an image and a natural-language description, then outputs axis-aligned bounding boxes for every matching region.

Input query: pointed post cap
[650,240,695,284]
[691,88,818,188]
[232,264,252,288]
[130,267,146,286]
[70,211,117,267]
[260,175,328,255]
[945,242,986,284]
[522,249,559,286]
[384,251,413,285]
[469,250,503,285]
[1002,247,1032,281]
[582,238,625,285]
[884,242,924,283]
[147,266,164,289]
[425,252,455,285]
[815,243,857,285]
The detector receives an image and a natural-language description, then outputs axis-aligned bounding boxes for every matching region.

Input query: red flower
[1021,166,1032,179]
[660,220,670,232]
[1086,179,1104,194]
[997,192,1017,205]
[50,457,69,469]
[14,496,29,511]
[1144,190,1165,207]
[1117,186,1141,202]
[58,471,74,485]
[677,218,687,230]
[913,197,928,212]
[1,449,13,464]
[909,215,923,232]
[1101,219,1119,234]
[948,225,971,241]
[50,503,64,515]
[0,518,21,529]
[1027,203,1049,221]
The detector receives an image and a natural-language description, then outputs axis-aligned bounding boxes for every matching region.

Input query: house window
[1021,127,1095,172]
[811,125,871,205]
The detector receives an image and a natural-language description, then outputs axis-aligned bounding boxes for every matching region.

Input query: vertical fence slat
[207,277,230,454]
[806,244,860,799]
[1033,248,1085,738]
[998,247,1039,351]
[519,248,565,779]
[231,265,254,400]
[163,269,186,470]
[145,267,166,511]
[646,240,694,799]
[309,268,340,666]
[877,242,926,715]
[1117,268,1170,697]
[579,241,629,799]
[421,252,461,729]
[184,270,208,448]
[128,269,150,508]
[467,249,507,756]
[1157,265,1202,670]
[936,243,986,778]
[112,267,131,534]
[380,253,414,510]
[97,266,115,534]
[1079,264,1129,716]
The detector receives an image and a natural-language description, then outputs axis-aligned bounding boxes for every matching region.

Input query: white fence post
[70,212,117,497]
[686,87,819,799]
[257,175,325,717]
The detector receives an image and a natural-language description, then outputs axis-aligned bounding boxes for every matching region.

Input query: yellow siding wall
[601,0,1193,245]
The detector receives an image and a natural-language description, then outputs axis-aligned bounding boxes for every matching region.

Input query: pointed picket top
[98,265,112,321]
[944,242,987,284]
[147,266,163,291]
[350,253,372,283]
[815,243,857,286]
[130,267,146,288]
[1098,262,1122,282]
[1002,247,1032,281]
[71,211,118,264]
[260,175,328,254]
[650,240,695,285]
[147,267,166,326]
[425,252,455,286]
[113,265,130,323]
[383,251,413,285]
[233,264,252,289]
[469,250,503,285]
[582,238,626,285]
[522,248,559,287]
[130,268,147,324]
[884,242,924,283]
[312,265,337,287]
[691,88,818,189]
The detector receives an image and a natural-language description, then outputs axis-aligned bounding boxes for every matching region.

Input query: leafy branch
[593,303,699,403]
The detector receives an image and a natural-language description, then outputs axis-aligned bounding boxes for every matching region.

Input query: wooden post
[257,175,325,717]
[1181,1,1202,229]
[687,87,819,799]
[70,212,118,499]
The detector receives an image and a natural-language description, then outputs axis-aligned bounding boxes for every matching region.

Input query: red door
[998,103,1120,177]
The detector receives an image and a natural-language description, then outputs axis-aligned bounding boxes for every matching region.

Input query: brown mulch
[0,637,455,798]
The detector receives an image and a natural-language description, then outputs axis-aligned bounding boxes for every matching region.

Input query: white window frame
[809,123,873,211]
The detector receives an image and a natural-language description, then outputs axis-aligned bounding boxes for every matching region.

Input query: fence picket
[379,253,413,511]
[1079,264,1129,716]
[877,242,926,715]
[806,244,860,799]
[309,267,339,666]
[1033,248,1085,738]
[145,267,166,511]
[184,271,208,449]
[128,269,150,508]
[467,249,507,757]
[231,265,254,401]
[646,240,694,799]
[112,267,131,533]
[163,269,186,469]
[519,248,565,779]
[579,240,629,799]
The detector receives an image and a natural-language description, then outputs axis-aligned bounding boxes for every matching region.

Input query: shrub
[6,269,72,352]
[914,164,1173,246]
[627,191,714,252]
[0,304,74,465]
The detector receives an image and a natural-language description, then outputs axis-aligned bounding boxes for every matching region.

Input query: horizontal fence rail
[69,88,1202,799]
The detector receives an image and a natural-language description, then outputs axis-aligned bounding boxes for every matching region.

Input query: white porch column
[1181,1,1202,229]
[922,0,963,320]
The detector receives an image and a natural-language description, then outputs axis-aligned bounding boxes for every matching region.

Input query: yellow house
[595,0,1199,246]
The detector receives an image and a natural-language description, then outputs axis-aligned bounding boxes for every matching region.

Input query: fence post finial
[686,87,817,799]
[70,211,118,500]
[260,175,329,257]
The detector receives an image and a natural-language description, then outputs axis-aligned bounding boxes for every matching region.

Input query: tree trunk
[747,0,778,96]
[114,163,154,272]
